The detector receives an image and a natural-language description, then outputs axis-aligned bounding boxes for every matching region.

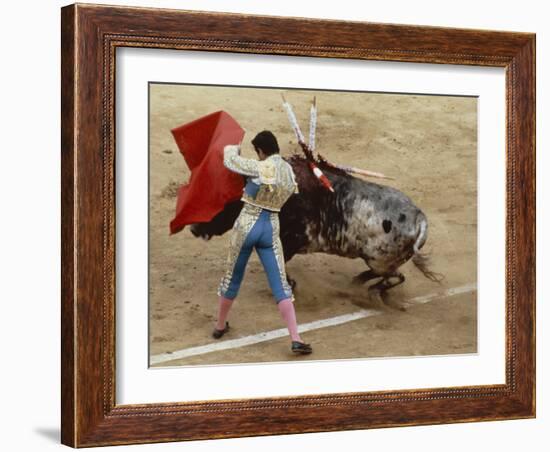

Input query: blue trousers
[218,206,293,303]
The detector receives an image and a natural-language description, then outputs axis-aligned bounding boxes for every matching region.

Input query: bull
[190,154,442,308]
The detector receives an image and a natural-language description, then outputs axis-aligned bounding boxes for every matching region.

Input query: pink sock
[277,298,302,342]
[216,296,234,330]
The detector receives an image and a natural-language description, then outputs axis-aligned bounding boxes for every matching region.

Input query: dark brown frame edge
[61,3,536,447]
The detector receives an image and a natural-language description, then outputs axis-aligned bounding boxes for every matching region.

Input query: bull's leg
[368,272,407,311]
[281,235,303,292]
[352,269,382,286]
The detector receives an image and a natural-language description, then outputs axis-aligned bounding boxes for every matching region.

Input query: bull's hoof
[367,288,385,308]
[380,295,407,312]
[287,277,297,290]
[386,301,407,312]
[367,289,405,311]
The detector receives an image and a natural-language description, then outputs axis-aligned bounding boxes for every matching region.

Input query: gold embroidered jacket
[223,145,298,212]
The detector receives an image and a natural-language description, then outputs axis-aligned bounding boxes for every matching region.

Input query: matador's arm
[223,145,260,177]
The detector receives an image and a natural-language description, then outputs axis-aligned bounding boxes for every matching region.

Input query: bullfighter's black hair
[252,130,280,156]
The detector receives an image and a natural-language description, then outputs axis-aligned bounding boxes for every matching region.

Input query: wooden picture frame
[61,3,535,447]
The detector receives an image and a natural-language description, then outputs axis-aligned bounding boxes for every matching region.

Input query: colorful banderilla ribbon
[281,94,393,189]
[281,94,335,193]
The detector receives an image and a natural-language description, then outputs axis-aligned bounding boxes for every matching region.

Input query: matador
[213,130,312,355]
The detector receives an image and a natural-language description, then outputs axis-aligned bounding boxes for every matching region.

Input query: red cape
[169,111,245,234]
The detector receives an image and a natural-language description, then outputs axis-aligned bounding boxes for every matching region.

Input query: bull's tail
[412,212,444,283]
[412,253,444,283]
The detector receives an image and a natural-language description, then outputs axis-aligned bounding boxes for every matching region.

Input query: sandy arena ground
[148,84,477,367]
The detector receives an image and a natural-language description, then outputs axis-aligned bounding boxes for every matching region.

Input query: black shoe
[212,322,230,339]
[291,341,312,355]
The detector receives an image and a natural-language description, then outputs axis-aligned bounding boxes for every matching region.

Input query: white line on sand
[150,283,477,366]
